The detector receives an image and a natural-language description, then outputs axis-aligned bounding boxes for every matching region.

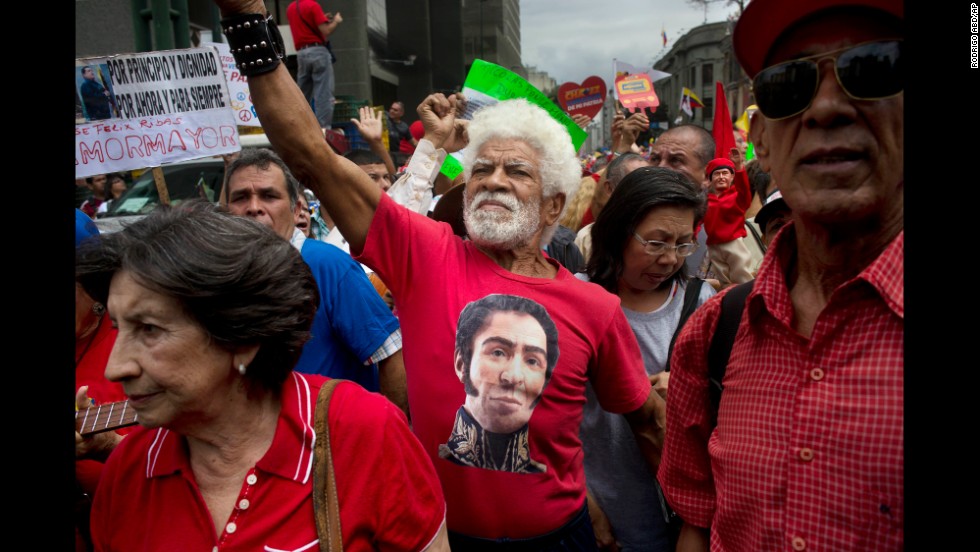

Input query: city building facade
[653,20,751,131]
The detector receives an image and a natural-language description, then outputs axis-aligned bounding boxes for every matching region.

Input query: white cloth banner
[75,47,240,178]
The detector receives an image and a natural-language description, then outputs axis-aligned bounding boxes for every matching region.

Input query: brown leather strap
[313,378,344,552]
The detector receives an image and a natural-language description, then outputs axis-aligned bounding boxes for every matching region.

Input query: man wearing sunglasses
[659,1,903,551]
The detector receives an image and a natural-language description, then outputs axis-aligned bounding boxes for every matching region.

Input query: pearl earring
[238,363,246,376]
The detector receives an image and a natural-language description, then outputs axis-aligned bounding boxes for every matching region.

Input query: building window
[703,97,713,120]
[690,66,697,88]
[702,64,714,88]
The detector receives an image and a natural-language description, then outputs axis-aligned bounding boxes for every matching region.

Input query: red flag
[712,81,736,160]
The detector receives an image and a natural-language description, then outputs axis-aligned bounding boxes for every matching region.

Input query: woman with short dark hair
[77,200,449,551]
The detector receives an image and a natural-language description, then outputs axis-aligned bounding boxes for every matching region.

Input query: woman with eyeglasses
[576,166,714,552]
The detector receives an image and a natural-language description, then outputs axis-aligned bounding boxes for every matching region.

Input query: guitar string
[74,311,144,434]
[77,400,138,433]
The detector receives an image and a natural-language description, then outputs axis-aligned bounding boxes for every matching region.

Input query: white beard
[463,190,541,250]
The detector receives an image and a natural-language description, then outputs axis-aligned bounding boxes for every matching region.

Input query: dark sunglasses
[752,40,902,120]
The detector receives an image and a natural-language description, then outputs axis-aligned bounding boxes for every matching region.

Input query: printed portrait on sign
[76,62,119,122]
[439,294,559,474]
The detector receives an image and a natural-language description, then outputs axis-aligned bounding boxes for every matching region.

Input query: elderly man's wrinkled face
[463,138,546,250]
[752,11,903,228]
[649,128,709,191]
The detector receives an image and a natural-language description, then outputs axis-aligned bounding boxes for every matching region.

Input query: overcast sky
[521,0,741,86]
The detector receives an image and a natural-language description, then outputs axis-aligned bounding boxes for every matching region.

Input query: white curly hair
[462,99,582,245]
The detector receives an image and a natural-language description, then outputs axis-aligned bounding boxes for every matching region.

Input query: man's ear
[543,192,566,227]
[454,350,466,382]
[748,111,770,173]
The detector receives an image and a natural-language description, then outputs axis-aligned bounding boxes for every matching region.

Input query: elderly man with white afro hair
[224,35,668,542]
[461,99,582,246]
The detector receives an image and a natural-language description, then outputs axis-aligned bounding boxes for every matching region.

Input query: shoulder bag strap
[295,1,324,42]
[665,277,705,372]
[706,280,754,423]
[313,378,344,552]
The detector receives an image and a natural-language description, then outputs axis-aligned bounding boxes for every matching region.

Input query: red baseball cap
[733,0,904,78]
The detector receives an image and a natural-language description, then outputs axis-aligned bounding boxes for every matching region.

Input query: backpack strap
[313,378,345,552]
[665,277,705,372]
[706,280,754,423]
[657,279,753,544]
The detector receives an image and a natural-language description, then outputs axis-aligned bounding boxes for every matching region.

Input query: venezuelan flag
[682,87,704,108]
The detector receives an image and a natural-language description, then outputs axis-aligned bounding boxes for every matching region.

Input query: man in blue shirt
[222,148,408,416]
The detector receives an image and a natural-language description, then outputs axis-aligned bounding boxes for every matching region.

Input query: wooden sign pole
[152,167,171,206]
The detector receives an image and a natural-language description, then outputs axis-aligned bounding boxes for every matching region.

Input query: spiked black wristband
[219,14,286,77]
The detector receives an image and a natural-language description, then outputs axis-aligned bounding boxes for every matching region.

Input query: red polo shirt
[91,372,446,551]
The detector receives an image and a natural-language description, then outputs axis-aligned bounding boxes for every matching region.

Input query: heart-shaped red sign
[557,76,607,120]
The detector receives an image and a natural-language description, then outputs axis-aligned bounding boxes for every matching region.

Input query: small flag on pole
[662,26,668,47]
[679,87,703,117]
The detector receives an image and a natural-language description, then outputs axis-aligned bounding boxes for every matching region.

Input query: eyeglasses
[633,234,699,257]
[751,40,903,120]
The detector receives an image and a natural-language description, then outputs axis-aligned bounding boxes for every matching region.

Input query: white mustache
[472,191,520,212]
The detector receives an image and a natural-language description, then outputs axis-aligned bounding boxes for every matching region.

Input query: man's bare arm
[624,387,667,474]
[317,12,342,41]
[216,1,378,253]
[378,349,410,421]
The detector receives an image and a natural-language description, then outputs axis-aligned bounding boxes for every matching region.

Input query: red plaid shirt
[659,225,903,551]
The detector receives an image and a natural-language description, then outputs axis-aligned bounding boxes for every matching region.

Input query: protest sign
[75,47,240,178]
[206,41,261,127]
[556,76,607,120]
[615,73,659,112]
[439,60,588,180]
